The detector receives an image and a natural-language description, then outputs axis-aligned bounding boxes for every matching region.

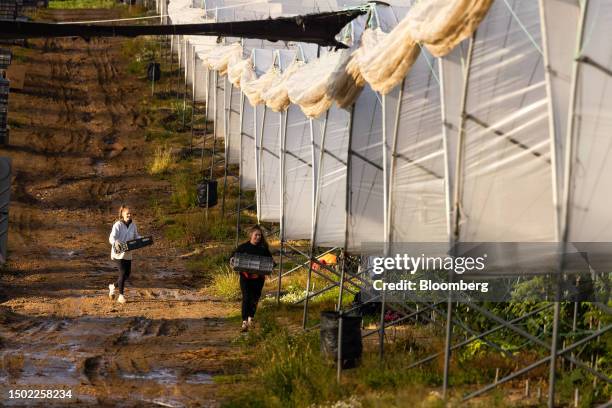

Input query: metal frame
[161,4,611,406]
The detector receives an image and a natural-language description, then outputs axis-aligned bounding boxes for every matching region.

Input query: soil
[0,9,242,407]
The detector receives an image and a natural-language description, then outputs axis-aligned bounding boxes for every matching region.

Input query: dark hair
[248,225,269,250]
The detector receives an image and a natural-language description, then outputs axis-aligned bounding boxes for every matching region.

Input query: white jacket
[109,220,141,260]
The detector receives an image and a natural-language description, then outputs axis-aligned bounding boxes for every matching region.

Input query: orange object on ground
[312,253,337,271]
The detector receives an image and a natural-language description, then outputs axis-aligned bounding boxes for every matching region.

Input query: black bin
[0,129,8,146]
[320,311,362,369]
[196,179,217,208]
[147,62,161,82]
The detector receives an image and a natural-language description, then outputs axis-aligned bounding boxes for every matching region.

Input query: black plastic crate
[0,49,11,69]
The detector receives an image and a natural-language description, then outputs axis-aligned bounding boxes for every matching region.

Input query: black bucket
[320,311,362,369]
[147,62,161,82]
[196,179,218,208]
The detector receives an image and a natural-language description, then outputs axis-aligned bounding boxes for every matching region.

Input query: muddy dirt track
[0,9,241,407]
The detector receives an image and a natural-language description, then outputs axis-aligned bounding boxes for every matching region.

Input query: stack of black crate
[0,0,18,20]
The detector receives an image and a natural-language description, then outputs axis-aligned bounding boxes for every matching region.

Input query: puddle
[150,289,203,301]
[93,160,106,177]
[48,248,80,259]
[120,368,214,386]
[1,352,79,386]
[185,372,213,385]
[145,397,185,408]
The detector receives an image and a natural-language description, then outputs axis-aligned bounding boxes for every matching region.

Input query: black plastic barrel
[196,179,218,208]
[320,311,362,369]
[147,62,161,82]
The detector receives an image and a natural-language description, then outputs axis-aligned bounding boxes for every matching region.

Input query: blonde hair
[117,205,130,221]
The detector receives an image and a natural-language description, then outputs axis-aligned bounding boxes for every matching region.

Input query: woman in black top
[231,225,272,332]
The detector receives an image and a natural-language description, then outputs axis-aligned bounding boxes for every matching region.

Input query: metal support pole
[302,249,315,329]
[222,81,232,217]
[210,72,217,180]
[276,240,284,305]
[378,270,386,360]
[176,36,182,101]
[182,50,187,130]
[337,311,343,383]
[235,184,241,248]
[303,111,328,329]
[548,296,562,407]
[336,251,346,312]
[442,293,453,398]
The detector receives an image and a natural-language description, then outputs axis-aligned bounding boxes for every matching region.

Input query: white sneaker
[108,284,116,299]
[117,294,126,304]
[241,321,248,332]
[247,318,254,328]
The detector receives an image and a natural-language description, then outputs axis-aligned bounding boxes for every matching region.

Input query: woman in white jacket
[108,205,141,304]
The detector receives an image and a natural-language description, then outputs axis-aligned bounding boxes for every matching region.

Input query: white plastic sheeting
[564,0,612,242]
[214,71,225,140]
[345,7,405,251]
[539,0,580,217]
[312,5,400,249]
[226,77,241,164]
[439,41,469,237]
[312,106,351,248]
[280,45,320,241]
[240,48,274,191]
[386,50,448,244]
[258,50,296,222]
[455,0,555,242]
[346,84,384,251]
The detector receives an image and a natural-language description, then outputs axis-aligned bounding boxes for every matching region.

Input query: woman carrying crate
[230,225,273,332]
[108,205,141,304]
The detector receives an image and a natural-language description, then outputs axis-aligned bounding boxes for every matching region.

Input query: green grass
[211,265,241,301]
[48,0,117,8]
[170,170,198,210]
[149,144,173,175]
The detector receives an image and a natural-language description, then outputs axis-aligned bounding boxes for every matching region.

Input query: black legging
[240,274,264,320]
[114,259,131,295]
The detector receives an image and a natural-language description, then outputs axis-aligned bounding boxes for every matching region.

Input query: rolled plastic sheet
[565,0,612,242]
[405,0,493,57]
[456,0,555,242]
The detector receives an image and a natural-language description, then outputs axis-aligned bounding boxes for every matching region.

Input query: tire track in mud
[1,9,242,407]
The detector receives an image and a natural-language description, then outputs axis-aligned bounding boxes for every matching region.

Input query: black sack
[196,179,218,208]
[320,311,362,369]
[147,62,161,82]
